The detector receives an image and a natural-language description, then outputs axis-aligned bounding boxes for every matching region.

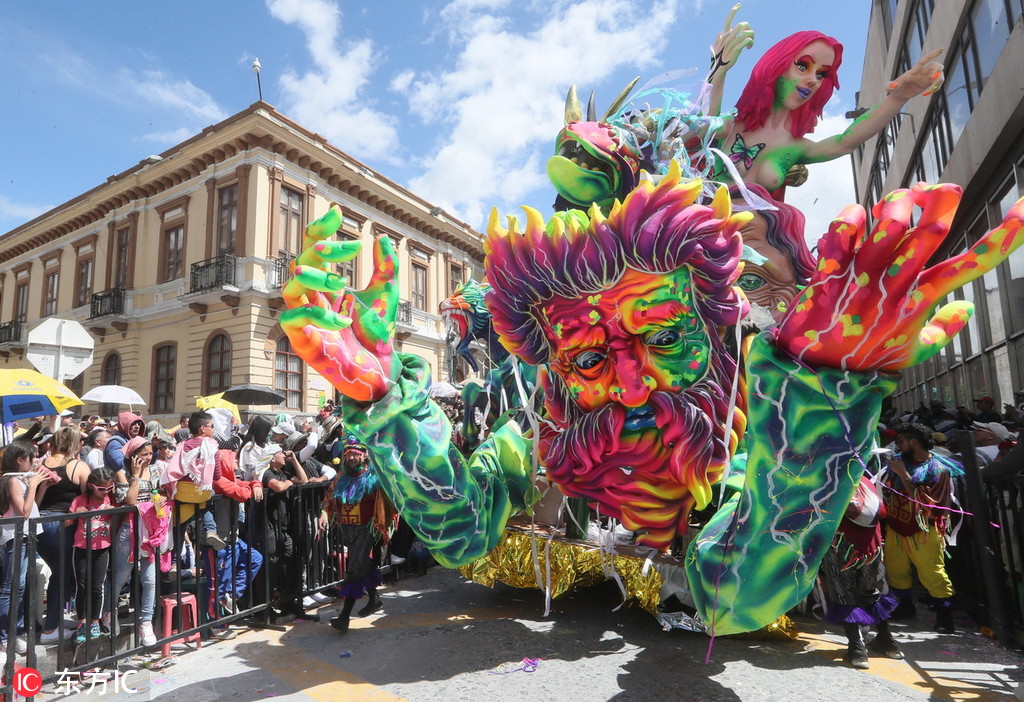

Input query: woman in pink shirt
[68,467,117,645]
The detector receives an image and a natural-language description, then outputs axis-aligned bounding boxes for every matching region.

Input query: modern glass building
[853,0,1024,411]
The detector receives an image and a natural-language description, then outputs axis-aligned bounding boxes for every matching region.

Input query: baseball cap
[975,395,995,404]
[973,421,1011,441]
[271,423,293,437]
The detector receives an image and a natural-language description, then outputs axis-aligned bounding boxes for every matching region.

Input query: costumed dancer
[321,436,395,634]
[881,422,963,634]
[818,473,901,669]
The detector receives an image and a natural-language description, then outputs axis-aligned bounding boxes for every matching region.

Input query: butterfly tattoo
[729,134,766,170]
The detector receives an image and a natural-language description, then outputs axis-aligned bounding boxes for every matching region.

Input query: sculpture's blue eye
[574,350,605,370]
[645,329,682,347]
[737,273,766,292]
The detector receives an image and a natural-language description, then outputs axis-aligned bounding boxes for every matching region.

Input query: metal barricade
[0,474,390,696]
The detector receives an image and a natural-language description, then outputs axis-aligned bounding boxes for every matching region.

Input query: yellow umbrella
[0,369,82,425]
[194,393,241,423]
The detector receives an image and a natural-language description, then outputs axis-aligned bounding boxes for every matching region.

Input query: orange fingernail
[888,82,897,89]
[932,71,941,79]
[923,90,932,97]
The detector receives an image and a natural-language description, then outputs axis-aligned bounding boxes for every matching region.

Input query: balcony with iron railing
[89,287,126,319]
[398,300,413,325]
[181,255,241,313]
[0,320,24,347]
[189,254,238,293]
[269,254,296,289]
[395,299,415,339]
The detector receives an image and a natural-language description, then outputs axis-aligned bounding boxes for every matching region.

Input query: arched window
[102,352,122,385]
[205,333,232,394]
[152,344,177,414]
[274,337,303,410]
[99,352,122,418]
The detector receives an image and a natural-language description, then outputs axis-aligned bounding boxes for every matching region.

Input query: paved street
[54,566,1021,701]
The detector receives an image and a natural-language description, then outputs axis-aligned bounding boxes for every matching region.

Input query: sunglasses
[93,485,114,492]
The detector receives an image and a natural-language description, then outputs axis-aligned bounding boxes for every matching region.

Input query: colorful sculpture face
[439,279,506,373]
[735,30,843,138]
[547,120,642,211]
[486,165,749,548]
[772,40,836,112]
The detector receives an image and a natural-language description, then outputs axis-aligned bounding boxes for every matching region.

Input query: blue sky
[0,0,870,244]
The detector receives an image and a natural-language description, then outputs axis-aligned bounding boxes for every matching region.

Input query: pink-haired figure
[706,20,943,196]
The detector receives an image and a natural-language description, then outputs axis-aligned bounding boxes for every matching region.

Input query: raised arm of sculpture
[279,207,534,567]
[687,183,1024,634]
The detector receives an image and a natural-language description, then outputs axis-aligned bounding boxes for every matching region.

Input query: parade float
[280,11,1024,637]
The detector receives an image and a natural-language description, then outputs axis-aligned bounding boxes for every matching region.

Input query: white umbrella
[428,381,460,398]
[81,384,147,410]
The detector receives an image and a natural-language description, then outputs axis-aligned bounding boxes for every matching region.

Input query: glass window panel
[163,225,184,281]
[1014,336,1024,391]
[217,184,238,254]
[943,46,971,145]
[153,345,176,414]
[968,356,989,400]
[906,11,923,68]
[951,365,968,409]
[972,0,1011,90]
[993,344,1013,409]
[275,337,303,409]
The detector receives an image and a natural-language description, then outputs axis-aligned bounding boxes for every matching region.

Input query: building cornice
[1,102,484,265]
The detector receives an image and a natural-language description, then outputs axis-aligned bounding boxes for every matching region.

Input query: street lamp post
[252,58,263,102]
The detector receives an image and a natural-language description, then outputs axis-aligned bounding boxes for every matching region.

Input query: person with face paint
[710,21,943,196]
[320,436,395,634]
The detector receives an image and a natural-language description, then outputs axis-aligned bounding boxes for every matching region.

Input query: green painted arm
[342,352,535,568]
[685,332,899,635]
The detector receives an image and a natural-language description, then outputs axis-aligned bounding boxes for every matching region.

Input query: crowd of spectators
[0,402,419,668]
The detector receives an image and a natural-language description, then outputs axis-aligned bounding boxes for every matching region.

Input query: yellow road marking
[234,628,407,702]
[798,631,1010,701]
[240,603,1013,702]
[348,606,514,630]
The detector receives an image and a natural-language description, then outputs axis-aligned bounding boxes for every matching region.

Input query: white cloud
[138,127,195,145]
[122,70,228,124]
[267,0,401,162]
[401,0,681,224]
[785,112,860,256]
[34,41,227,129]
[0,195,51,224]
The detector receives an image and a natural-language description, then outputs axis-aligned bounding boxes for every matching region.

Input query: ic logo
[12,666,43,696]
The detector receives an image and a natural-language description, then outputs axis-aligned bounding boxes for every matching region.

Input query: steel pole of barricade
[989,479,1024,643]
[961,433,1011,646]
[1,519,24,702]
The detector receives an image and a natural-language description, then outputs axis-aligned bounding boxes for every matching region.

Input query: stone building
[0,101,484,421]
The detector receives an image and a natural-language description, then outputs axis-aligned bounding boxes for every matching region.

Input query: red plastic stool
[159,593,202,657]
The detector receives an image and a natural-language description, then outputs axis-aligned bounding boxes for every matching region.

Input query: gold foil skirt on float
[457,520,796,638]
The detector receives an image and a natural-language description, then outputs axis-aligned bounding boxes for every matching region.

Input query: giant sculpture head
[439,279,508,373]
[732,183,816,325]
[484,164,750,549]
